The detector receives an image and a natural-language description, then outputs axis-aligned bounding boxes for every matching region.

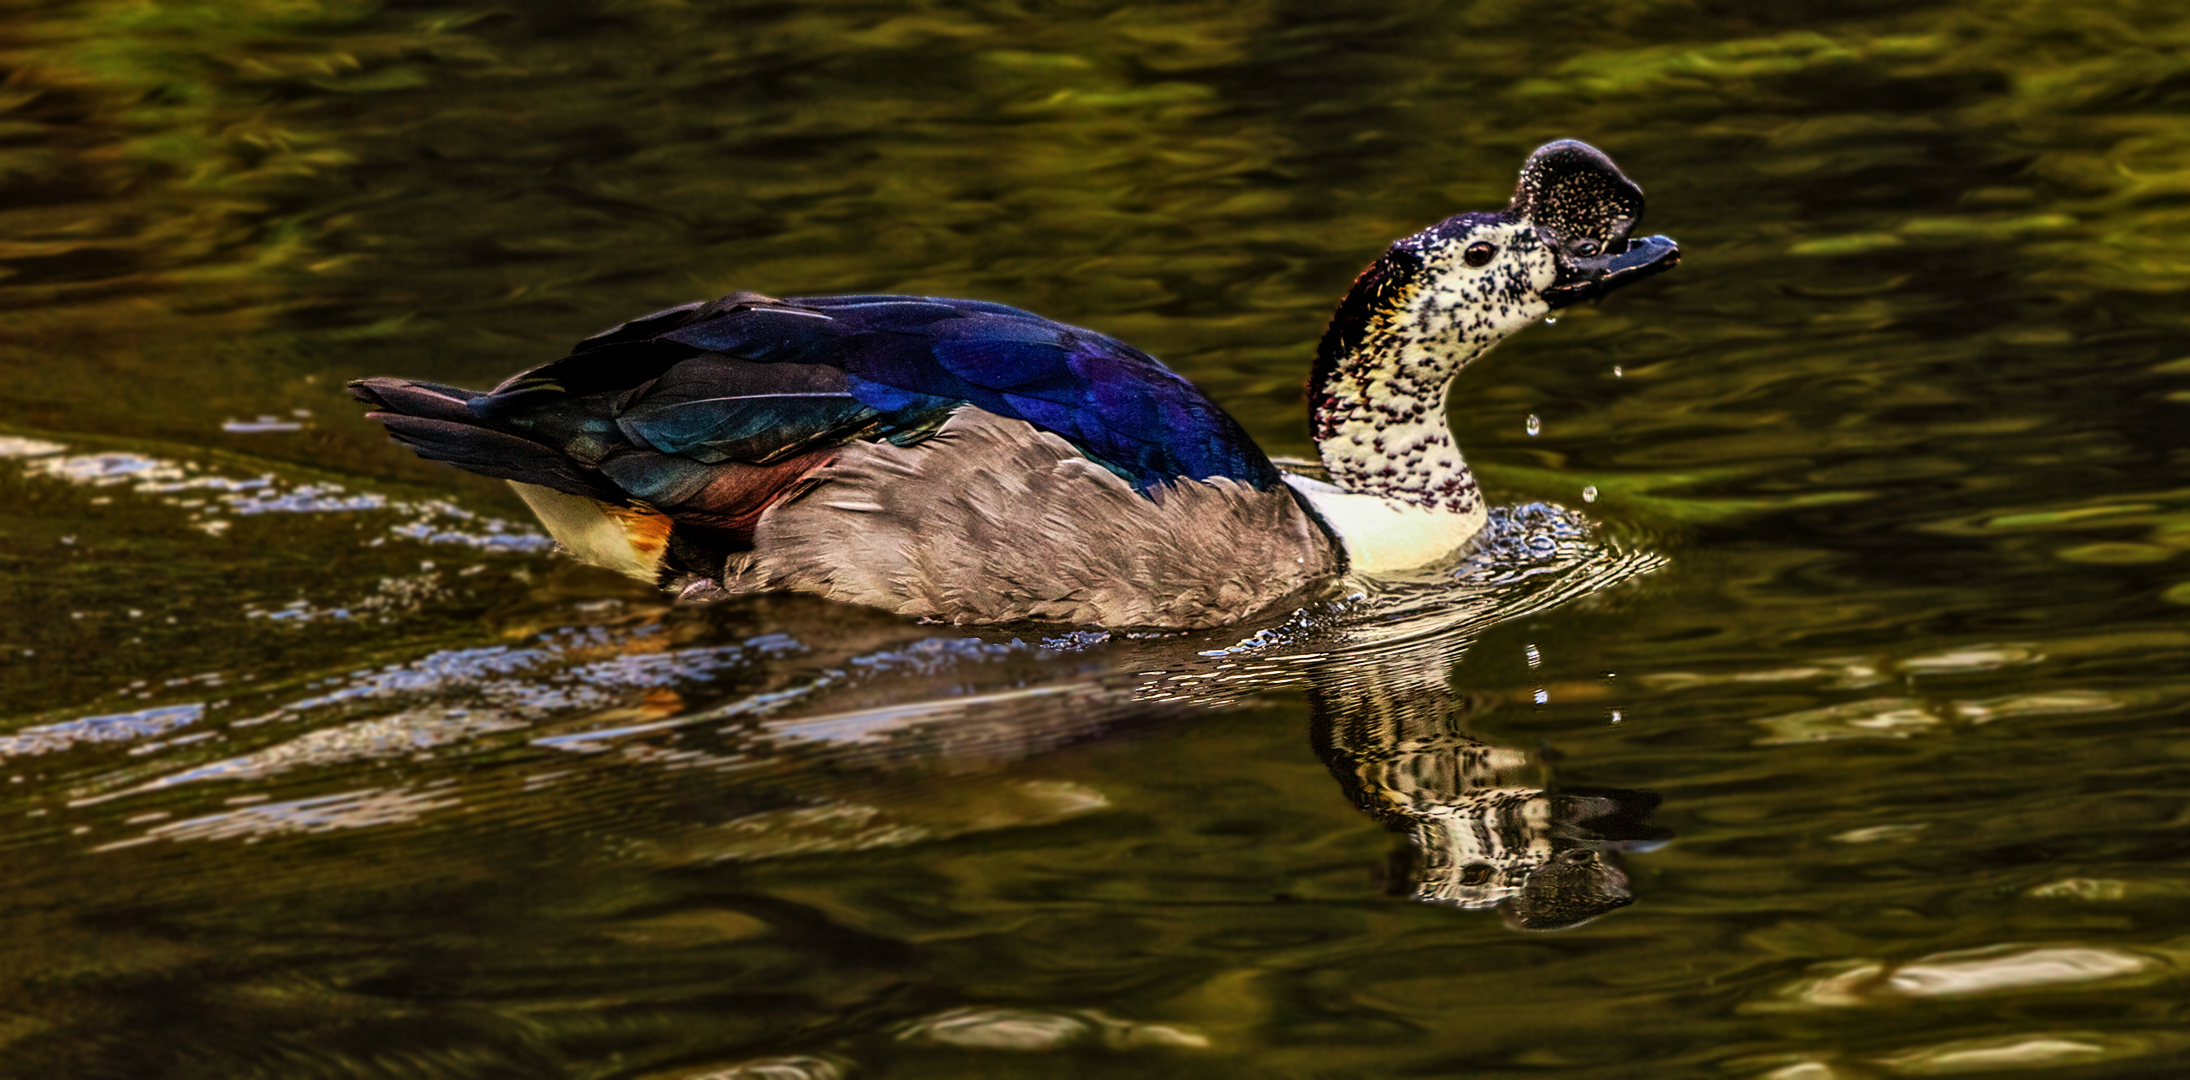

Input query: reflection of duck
[349,142,1677,628]
[1308,648,1667,930]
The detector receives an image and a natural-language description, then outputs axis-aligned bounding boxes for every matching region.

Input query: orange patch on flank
[602,504,673,558]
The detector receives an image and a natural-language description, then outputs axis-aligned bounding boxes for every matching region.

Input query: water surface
[4,2,2190,1077]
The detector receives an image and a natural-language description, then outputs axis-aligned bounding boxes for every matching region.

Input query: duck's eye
[1572,239,1602,258]
[1462,242,1497,267]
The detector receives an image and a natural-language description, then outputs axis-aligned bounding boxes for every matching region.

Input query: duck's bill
[1543,234,1681,309]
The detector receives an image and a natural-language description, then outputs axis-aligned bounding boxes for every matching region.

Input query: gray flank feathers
[717,411,1341,627]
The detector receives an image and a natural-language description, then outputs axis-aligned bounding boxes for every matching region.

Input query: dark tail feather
[363,407,625,504]
[346,377,487,421]
[351,376,623,501]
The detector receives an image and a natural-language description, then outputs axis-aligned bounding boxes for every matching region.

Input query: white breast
[1282,474,1489,573]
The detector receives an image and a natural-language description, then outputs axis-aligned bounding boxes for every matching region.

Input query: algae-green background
[3,2,2189,1076]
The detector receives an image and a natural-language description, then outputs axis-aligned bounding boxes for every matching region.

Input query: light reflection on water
[5,434,549,551]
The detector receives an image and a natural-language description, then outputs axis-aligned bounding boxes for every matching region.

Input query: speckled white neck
[1314,371,1481,513]
[1306,220,1556,571]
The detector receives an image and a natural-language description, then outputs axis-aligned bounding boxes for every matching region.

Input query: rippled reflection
[1308,638,1668,929]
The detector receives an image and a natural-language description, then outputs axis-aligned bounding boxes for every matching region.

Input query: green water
[5,1,2190,1076]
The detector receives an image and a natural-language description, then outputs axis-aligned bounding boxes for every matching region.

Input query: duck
[349,139,1678,629]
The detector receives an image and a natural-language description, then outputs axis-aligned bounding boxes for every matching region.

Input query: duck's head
[1312,140,1680,402]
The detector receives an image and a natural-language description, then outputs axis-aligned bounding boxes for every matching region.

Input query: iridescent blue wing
[645,295,1283,491]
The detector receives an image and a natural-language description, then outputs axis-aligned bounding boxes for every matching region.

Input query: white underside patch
[509,481,665,581]
[1282,474,1488,573]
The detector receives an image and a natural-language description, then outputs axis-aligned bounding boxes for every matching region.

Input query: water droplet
[1582,485,1598,503]
[1525,414,1542,437]
[1533,688,1549,705]
[1525,643,1542,669]
[1544,316,1559,325]
[1612,364,1624,378]
[1610,709,1624,725]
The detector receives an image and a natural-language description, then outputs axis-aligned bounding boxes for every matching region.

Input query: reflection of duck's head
[1394,790,1663,931]
[1363,768,1662,930]
[1309,651,1668,931]
[1503,845,1634,933]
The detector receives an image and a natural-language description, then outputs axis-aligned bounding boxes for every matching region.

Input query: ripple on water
[0,704,204,758]
[1872,1033,2180,1075]
[680,1056,850,1080]
[1750,945,2161,1012]
[1,437,551,550]
[896,1007,1209,1051]
[1751,690,2124,744]
[91,786,463,850]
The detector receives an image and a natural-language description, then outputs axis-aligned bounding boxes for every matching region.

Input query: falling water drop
[1582,485,1598,503]
[1610,709,1624,725]
[1525,643,1542,669]
[1525,414,1541,436]
[1533,688,1549,705]
[1612,364,1624,378]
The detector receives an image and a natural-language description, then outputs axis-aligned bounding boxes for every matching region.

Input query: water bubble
[1525,414,1542,437]
[1582,485,1598,503]
[1612,364,1624,378]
